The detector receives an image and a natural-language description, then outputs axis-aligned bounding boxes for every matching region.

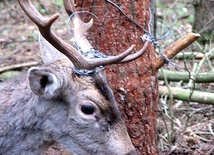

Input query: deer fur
[0,36,137,155]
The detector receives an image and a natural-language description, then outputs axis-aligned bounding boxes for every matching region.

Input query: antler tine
[119,41,149,63]
[63,0,94,53]
[63,0,75,15]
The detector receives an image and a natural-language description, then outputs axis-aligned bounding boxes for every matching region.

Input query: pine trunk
[76,1,158,154]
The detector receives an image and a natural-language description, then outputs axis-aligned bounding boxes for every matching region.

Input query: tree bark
[192,0,214,44]
[76,1,158,154]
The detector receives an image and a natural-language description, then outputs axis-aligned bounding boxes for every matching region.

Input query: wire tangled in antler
[67,11,107,76]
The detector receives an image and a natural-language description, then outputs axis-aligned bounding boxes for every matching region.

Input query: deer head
[1,0,149,154]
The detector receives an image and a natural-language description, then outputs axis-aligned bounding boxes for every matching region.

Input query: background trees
[192,0,214,44]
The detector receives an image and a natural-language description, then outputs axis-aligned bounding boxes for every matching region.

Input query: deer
[0,0,149,154]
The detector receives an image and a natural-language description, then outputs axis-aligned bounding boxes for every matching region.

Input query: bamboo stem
[158,69,214,83]
[159,86,214,105]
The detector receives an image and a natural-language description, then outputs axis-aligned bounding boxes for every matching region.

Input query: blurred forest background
[0,0,213,154]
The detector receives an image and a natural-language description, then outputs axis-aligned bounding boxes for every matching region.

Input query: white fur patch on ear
[28,67,62,97]
[44,72,59,96]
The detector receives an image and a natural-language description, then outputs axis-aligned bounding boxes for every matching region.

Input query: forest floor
[0,1,213,155]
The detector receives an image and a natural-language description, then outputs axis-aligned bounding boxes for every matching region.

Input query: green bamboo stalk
[158,69,214,83]
[159,86,214,105]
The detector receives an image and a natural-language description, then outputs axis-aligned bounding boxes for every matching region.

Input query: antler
[18,0,148,70]
[63,0,93,53]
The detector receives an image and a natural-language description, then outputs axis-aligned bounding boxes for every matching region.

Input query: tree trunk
[192,0,214,44]
[76,1,158,154]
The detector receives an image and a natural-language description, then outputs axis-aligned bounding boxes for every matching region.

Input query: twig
[187,63,198,88]
[152,33,200,73]
[208,123,214,136]
[194,131,214,135]
[0,62,40,73]
[194,134,212,142]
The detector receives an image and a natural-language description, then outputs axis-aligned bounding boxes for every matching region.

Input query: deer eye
[81,104,95,115]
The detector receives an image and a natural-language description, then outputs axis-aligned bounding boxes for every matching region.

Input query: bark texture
[76,0,158,154]
[193,0,214,44]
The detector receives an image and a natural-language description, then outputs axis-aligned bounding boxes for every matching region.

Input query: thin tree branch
[152,33,200,73]
[0,62,40,73]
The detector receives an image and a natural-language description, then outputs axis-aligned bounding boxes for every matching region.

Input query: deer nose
[126,150,138,155]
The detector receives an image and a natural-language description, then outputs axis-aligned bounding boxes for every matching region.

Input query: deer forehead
[44,60,110,98]
[65,76,112,107]
[45,59,74,72]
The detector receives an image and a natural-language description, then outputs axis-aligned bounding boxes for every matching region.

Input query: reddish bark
[76,1,158,154]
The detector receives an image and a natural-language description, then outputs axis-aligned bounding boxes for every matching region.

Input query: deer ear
[28,67,62,97]
[39,34,67,64]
